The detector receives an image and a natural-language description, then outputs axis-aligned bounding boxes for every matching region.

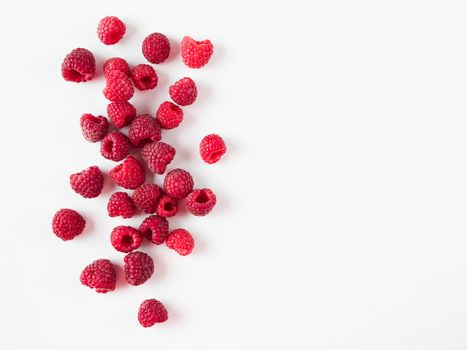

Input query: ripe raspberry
[103,70,134,102]
[107,101,136,128]
[70,166,104,198]
[163,169,194,199]
[139,215,169,245]
[186,188,217,216]
[80,114,109,143]
[124,251,154,286]
[199,134,227,164]
[52,209,85,241]
[61,48,96,83]
[131,64,158,91]
[156,195,178,218]
[169,77,197,106]
[109,156,145,189]
[155,101,183,129]
[142,33,170,64]
[141,142,175,174]
[138,299,168,327]
[131,183,162,214]
[97,16,126,45]
[103,57,130,78]
[100,131,131,161]
[107,192,136,218]
[80,259,116,293]
[181,36,214,69]
[110,226,142,253]
[128,114,161,147]
[166,229,194,256]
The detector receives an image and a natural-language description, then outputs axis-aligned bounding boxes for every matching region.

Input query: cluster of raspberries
[54,16,227,328]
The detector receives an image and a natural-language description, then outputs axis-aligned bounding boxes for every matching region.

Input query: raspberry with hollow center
[199,134,227,164]
[163,169,194,199]
[142,33,170,64]
[141,142,175,174]
[103,70,134,102]
[80,114,109,143]
[124,251,154,286]
[166,229,194,256]
[181,36,214,69]
[169,77,197,106]
[155,101,184,129]
[107,101,136,128]
[186,188,217,216]
[70,166,104,198]
[110,226,142,253]
[139,215,169,245]
[100,131,132,161]
[128,114,161,147]
[156,195,178,218]
[103,57,130,78]
[107,192,136,218]
[61,48,96,83]
[131,64,158,91]
[80,259,116,293]
[97,16,126,45]
[131,183,162,214]
[52,209,85,241]
[109,156,145,190]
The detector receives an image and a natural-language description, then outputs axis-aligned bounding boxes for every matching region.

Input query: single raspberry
[61,48,96,83]
[107,192,136,218]
[52,209,85,241]
[138,299,168,327]
[163,169,194,199]
[141,142,175,174]
[131,64,158,90]
[128,114,161,147]
[80,259,116,293]
[186,188,217,216]
[100,131,131,161]
[142,33,170,64]
[166,229,194,256]
[109,156,145,189]
[110,226,142,253]
[169,77,197,106]
[103,57,130,78]
[199,134,227,164]
[131,183,162,214]
[181,36,214,69]
[124,251,154,286]
[155,101,183,129]
[97,16,126,45]
[156,195,178,218]
[107,101,136,128]
[103,70,134,102]
[70,166,104,198]
[139,215,169,245]
[80,114,109,143]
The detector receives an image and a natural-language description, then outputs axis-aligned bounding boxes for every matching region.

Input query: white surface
[1,0,467,349]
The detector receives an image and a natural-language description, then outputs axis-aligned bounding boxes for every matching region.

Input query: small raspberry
[103,70,134,102]
[107,192,136,218]
[103,57,130,78]
[124,251,154,286]
[110,226,142,253]
[109,156,145,189]
[97,16,126,45]
[128,114,161,147]
[139,215,169,245]
[156,195,178,218]
[155,101,183,129]
[70,166,104,198]
[131,183,162,214]
[169,77,197,106]
[100,131,132,161]
[61,48,96,83]
[181,36,214,69]
[80,114,109,143]
[163,169,194,199]
[141,142,176,174]
[186,188,217,216]
[52,209,85,241]
[166,229,194,256]
[199,134,227,164]
[80,259,116,293]
[138,299,168,327]
[131,64,158,91]
[142,33,170,64]
[107,101,136,128]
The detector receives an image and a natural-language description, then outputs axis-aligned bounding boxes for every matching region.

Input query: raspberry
[70,166,104,198]
[80,114,109,143]
[107,192,136,218]
[131,183,162,214]
[156,195,178,218]
[128,114,161,147]
[110,226,142,253]
[163,169,194,199]
[103,70,134,102]
[139,215,169,245]
[52,209,85,241]
[166,229,194,256]
[61,48,96,83]
[80,259,116,293]
[138,299,168,327]
[131,64,158,91]
[97,16,126,45]
[169,77,197,106]
[181,36,214,69]
[107,101,136,128]
[142,33,170,64]
[155,101,183,129]
[103,57,130,78]
[109,156,145,189]
[100,131,131,161]
[141,142,175,174]
[186,188,217,216]
[124,251,154,286]
[199,134,227,164]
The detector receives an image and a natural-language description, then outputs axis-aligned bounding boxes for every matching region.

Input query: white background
[1,0,467,349]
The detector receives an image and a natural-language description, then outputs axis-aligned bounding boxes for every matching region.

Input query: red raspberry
[138,299,168,327]
[128,114,161,147]
[103,70,134,102]
[61,48,96,83]
[107,192,136,218]
[181,36,214,69]
[70,166,104,198]
[124,251,154,286]
[80,259,116,293]
[141,142,175,174]
[103,57,130,78]
[52,209,85,241]
[80,114,109,143]
[131,64,158,91]
[186,188,217,216]
[156,195,178,218]
[131,183,162,214]
[97,16,126,45]
[107,101,136,128]
[110,226,142,253]
[169,77,197,106]
[142,33,170,64]
[163,169,194,199]
[109,156,145,189]
[139,215,169,245]
[100,131,131,161]
[166,229,194,256]
[155,101,183,129]
[199,134,227,164]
